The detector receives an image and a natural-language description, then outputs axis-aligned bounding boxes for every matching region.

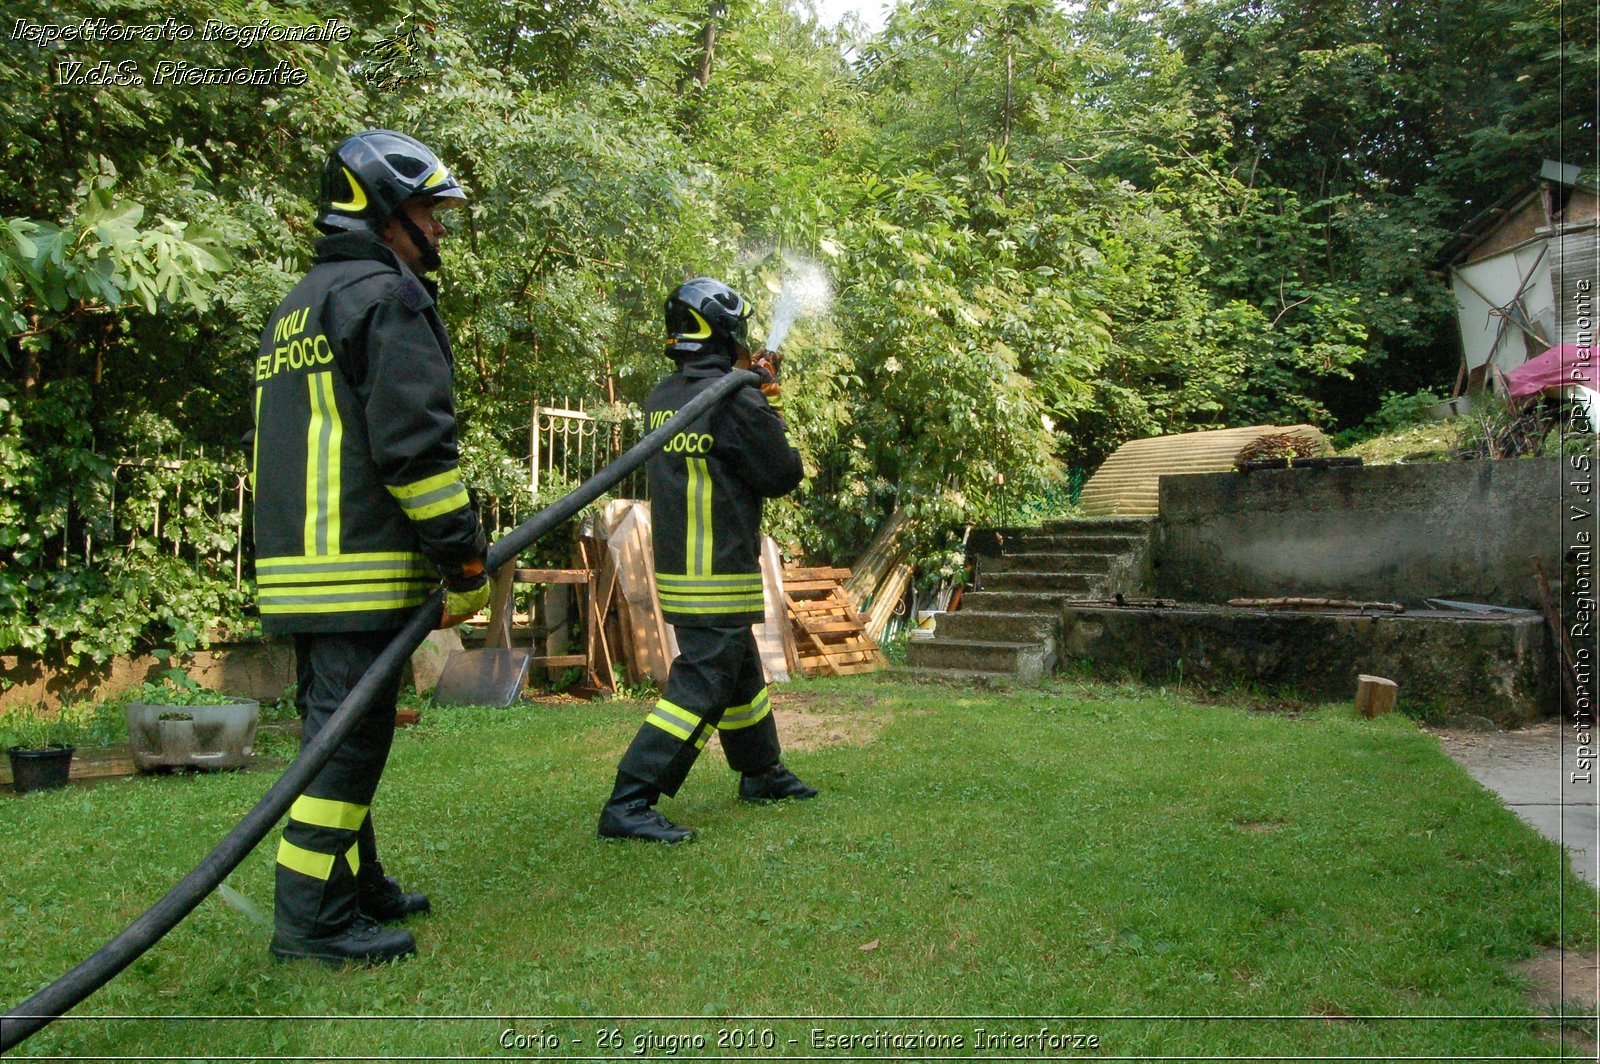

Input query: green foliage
[0,699,125,750]
[1333,388,1444,448]
[0,706,78,751]
[126,669,243,709]
[0,380,252,666]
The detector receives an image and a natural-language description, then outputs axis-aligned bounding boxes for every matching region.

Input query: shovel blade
[431,648,532,707]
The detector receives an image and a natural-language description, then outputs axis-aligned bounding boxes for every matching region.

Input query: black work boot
[269,915,416,967]
[739,762,818,803]
[359,874,431,923]
[598,798,695,843]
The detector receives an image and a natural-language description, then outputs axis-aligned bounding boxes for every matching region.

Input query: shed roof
[1078,425,1330,517]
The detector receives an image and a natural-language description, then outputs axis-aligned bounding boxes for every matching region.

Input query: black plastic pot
[8,745,74,794]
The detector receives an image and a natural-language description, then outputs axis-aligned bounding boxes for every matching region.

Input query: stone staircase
[905,516,1158,684]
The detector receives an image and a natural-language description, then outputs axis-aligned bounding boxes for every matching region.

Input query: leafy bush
[125,669,243,709]
[0,699,121,751]
[0,381,253,667]
[1333,389,1444,448]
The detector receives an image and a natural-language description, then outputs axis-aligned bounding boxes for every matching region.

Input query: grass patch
[1,674,1594,1057]
[1338,420,1458,465]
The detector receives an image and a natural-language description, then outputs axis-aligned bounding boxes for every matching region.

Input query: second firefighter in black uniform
[598,277,816,843]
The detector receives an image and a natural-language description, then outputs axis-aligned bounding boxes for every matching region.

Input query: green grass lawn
[2,674,1595,1059]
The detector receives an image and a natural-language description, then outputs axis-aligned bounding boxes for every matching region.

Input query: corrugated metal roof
[1078,425,1330,516]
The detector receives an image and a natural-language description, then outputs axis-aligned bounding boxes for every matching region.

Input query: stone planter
[125,698,259,772]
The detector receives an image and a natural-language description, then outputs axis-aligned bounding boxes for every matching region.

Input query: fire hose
[0,369,760,1053]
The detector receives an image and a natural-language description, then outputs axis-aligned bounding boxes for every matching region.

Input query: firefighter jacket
[251,231,483,634]
[646,353,803,628]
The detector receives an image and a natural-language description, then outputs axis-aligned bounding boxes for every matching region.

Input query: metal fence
[61,447,251,587]
[530,399,648,502]
[48,403,642,589]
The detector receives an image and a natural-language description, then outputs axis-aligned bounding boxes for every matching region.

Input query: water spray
[762,258,833,354]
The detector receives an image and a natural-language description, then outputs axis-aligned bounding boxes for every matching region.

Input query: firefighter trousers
[274,629,403,936]
[614,625,782,799]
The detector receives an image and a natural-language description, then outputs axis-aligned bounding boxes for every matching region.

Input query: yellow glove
[439,557,489,628]
[441,580,490,628]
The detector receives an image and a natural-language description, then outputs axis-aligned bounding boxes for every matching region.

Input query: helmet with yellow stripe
[315,129,466,235]
[664,277,751,362]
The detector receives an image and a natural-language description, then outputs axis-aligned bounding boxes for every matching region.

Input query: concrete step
[984,570,1107,595]
[957,590,1066,615]
[907,638,1047,682]
[1041,516,1158,535]
[899,665,1024,688]
[982,551,1125,574]
[935,610,1058,645]
[1010,532,1149,553]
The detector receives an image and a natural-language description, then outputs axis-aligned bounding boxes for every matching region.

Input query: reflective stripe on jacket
[251,231,482,633]
[645,354,802,628]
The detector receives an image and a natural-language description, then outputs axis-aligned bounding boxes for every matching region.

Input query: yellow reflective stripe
[389,468,461,499]
[346,841,361,877]
[423,164,451,188]
[324,376,343,552]
[277,837,336,881]
[645,715,693,741]
[655,573,762,590]
[258,588,433,614]
[718,688,772,731]
[250,386,262,495]
[645,699,703,742]
[332,166,367,212]
[257,556,434,586]
[289,795,369,832]
[304,372,343,556]
[657,594,765,614]
[686,457,712,576]
[387,468,470,522]
[257,551,431,572]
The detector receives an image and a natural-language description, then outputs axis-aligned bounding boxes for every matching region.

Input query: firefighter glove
[439,557,490,628]
[748,349,782,408]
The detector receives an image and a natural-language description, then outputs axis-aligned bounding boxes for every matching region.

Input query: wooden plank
[828,661,884,675]
[800,619,867,634]
[532,654,587,668]
[514,568,591,585]
[485,560,517,649]
[783,568,854,582]
[815,637,878,652]
[579,539,614,692]
[783,578,854,592]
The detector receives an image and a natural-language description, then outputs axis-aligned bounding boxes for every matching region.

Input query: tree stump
[1356,675,1399,718]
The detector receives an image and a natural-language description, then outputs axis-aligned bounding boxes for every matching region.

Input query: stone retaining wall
[1156,458,1564,609]
[1,641,296,715]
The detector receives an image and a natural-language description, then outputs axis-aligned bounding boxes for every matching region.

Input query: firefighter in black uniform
[598,277,816,844]
[253,130,491,964]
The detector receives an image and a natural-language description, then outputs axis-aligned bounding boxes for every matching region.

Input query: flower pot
[8,745,74,794]
[125,698,259,772]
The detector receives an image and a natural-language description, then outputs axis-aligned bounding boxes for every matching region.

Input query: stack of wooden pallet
[782,565,887,677]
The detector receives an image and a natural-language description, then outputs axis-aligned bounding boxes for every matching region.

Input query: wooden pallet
[783,566,887,677]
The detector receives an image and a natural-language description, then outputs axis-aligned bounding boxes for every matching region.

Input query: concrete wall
[1155,458,1564,609]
